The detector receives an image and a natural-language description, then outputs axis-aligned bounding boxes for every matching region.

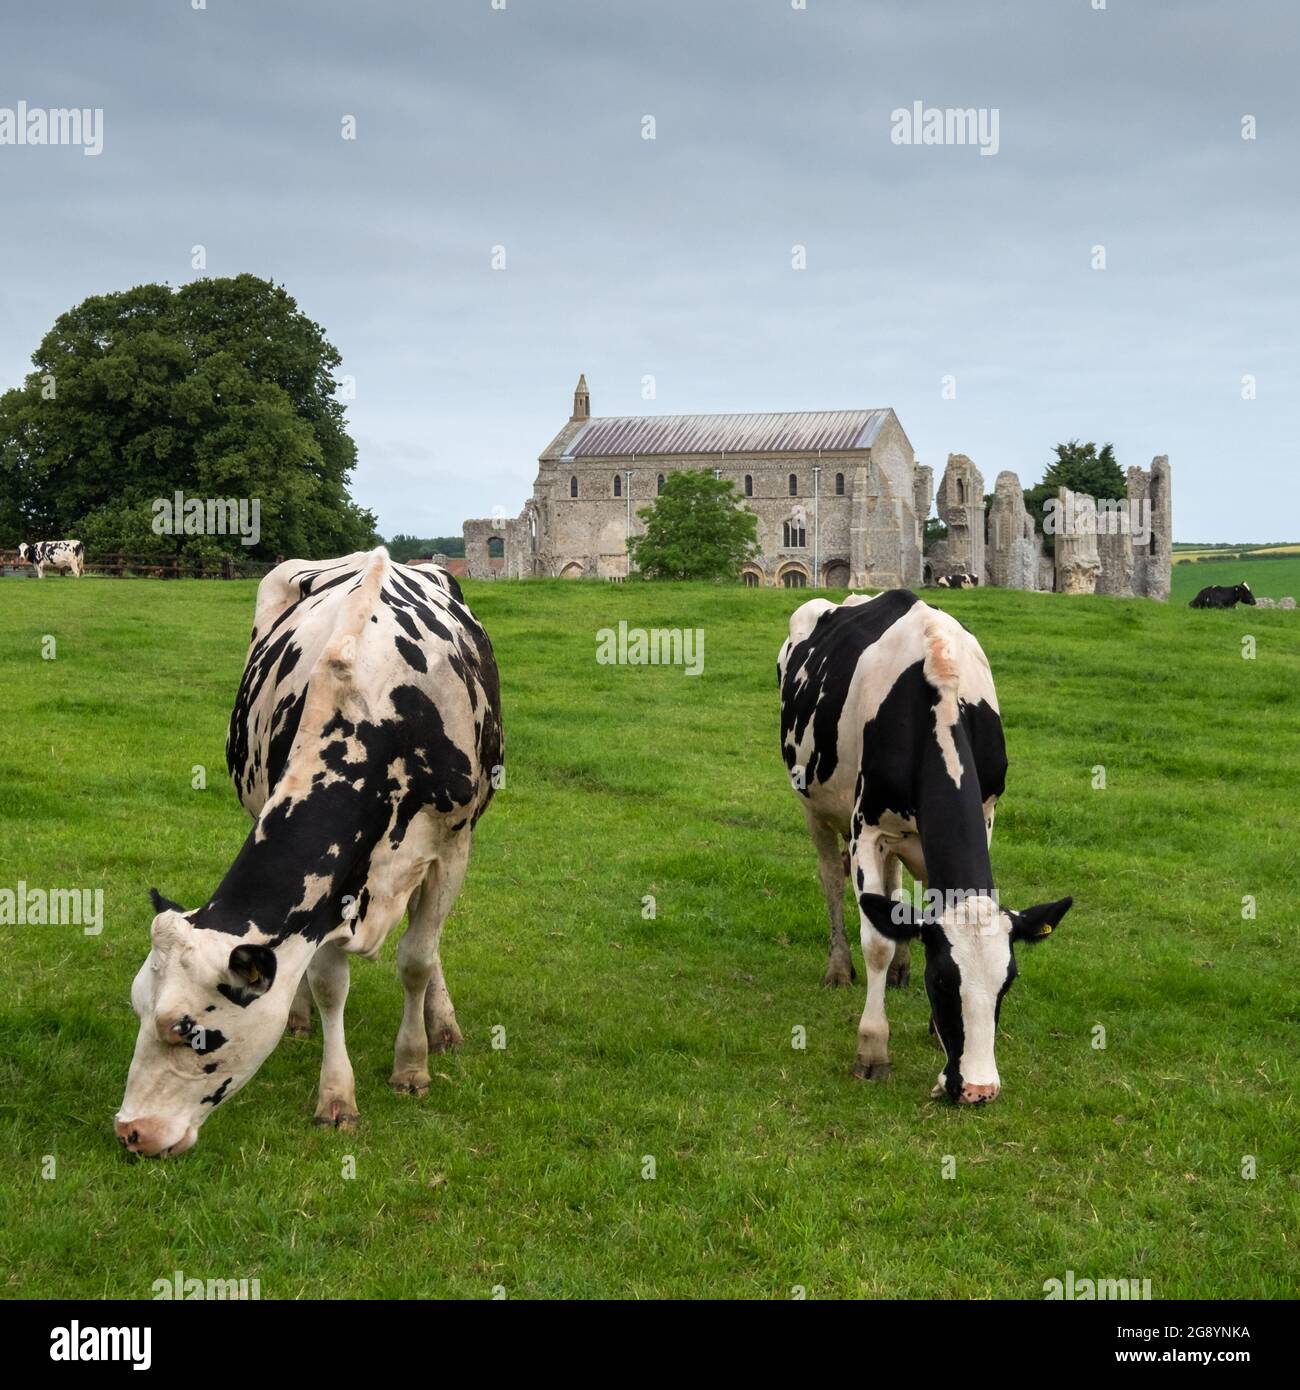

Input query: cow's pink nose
[959,1082,1000,1105]
[115,1117,173,1156]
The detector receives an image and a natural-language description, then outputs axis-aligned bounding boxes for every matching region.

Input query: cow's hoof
[852,1061,892,1081]
[886,964,910,989]
[389,1071,430,1097]
[427,1026,463,1054]
[821,961,856,988]
[286,1015,312,1038]
[313,1101,360,1131]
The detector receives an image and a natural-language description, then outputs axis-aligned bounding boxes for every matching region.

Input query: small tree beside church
[628,472,759,581]
[1023,440,1127,551]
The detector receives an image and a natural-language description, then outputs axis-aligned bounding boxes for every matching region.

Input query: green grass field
[1,575,1297,1299]
[1171,555,1300,600]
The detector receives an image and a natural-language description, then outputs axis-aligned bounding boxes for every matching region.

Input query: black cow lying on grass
[1189,583,1255,609]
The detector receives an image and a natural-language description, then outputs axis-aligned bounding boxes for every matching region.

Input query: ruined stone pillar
[1095,502,1134,596]
[987,470,1039,590]
[1147,456,1172,601]
[1126,466,1151,597]
[1052,488,1101,594]
[935,454,986,581]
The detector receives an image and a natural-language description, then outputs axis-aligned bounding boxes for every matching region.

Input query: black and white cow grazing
[934,573,978,589]
[779,589,1072,1104]
[116,548,503,1156]
[1189,583,1255,609]
[18,539,84,578]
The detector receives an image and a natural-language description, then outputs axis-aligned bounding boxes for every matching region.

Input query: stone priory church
[463,376,930,588]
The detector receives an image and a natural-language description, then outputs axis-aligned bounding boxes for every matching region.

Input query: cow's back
[779,589,1002,831]
[227,549,501,824]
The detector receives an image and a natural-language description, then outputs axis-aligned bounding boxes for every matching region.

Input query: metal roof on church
[563,408,891,459]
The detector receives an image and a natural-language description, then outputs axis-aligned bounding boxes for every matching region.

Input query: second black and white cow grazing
[116,548,503,1156]
[1189,583,1255,609]
[18,539,84,578]
[934,573,978,589]
[778,589,1072,1104]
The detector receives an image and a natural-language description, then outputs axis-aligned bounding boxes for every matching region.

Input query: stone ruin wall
[927,453,1172,600]
[928,453,986,582]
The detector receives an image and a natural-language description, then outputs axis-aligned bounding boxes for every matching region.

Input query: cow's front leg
[883,855,911,989]
[849,828,897,1080]
[286,972,313,1037]
[805,807,855,987]
[391,841,470,1096]
[309,941,359,1130]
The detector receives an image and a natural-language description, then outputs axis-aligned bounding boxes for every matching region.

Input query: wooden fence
[1,550,276,579]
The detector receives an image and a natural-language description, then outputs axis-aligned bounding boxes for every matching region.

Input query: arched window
[835,472,845,496]
[782,571,807,589]
[744,474,753,497]
[657,474,665,496]
[789,473,798,497]
[743,571,760,588]
[957,479,966,504]
[570,476,578,498]
[783,518,807,549]
[613,474,622,498]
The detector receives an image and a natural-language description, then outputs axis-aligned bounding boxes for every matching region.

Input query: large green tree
[1023,440,1127,548]
[0,275,376,558]
[627,471,759,581]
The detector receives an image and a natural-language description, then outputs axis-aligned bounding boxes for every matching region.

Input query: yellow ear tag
[1040,924,1052,936]
[248,965,260,983]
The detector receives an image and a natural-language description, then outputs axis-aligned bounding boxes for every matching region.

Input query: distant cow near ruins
[1189,583,1255,609]
[934,573,979,589]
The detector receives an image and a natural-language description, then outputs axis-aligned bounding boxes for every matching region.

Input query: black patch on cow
[924,941,967,1102]
[149,887,186,915]
[193,1027,227,1054]
[394,634,428,673]
[203,1062,218,1074]
[779,589,920,791]
[201,1077,232,1106]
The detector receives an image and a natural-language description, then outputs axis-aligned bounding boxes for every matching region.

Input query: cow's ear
[1009,896,1072,943]
[859,892,926,941]
[149,887,186,915]
[227,944,277,998]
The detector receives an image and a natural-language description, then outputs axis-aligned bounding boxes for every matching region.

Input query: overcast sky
[2,0,1296,542]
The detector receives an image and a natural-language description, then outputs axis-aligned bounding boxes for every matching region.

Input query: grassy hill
[1,576,1296,1298]
[1171,554,1300,603]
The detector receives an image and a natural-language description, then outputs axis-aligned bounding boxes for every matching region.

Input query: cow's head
[1237,583,1255,605]
[16,543,30,564]
[115,890,302,1156]
[859,890,1072,1104]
